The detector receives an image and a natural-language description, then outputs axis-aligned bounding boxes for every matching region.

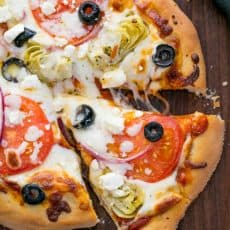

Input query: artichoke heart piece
[87,14,148,71]
[104,183,144,219]
[24,42,72,83]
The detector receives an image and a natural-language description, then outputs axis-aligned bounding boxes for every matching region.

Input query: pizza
[55,95,224,229]
[0,0,225,230]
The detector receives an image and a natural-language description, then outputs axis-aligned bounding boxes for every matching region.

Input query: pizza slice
[0,77,97,229]
[0,0,205,101]
[55,95,224,230]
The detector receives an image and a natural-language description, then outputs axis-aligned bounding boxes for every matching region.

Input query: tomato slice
[109,114,183,183]
[0,96,54,175]
[30,0,103,46]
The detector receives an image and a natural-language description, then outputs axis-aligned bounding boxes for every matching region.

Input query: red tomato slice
[0,96,54,175]
[30,0,103,46]
[109,114,183,183]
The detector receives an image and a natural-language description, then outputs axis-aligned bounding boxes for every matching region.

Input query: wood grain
[175,1,230,230]
[0,1,229,230]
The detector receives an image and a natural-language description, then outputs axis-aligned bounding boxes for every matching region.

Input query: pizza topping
[87,12,148,71]
[102,180,144,219]
[4,24,25,43]
[24,42,72,82]
[0,5,12,23]
[73,104,96,129]
[144,121,164,142]
[99,172,124,191]
[152,44,175,68]
[25,126,44,142]
[21,183,46,205]
[57,117,77,148]
[14,28,36,48]
[191,113,208,136]
[30,0,103,46]
[46,192,71,222]
[0,96,54,175]
[40,1,56,16]
[123,114,183,183]
[2,58,26,83]
[78,1,101,25]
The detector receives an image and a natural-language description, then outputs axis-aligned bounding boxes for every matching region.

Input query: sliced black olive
[152,44,175,68]
[2,57,26,83]
[78,1,101,25]
[144,122,164,142]
[73,104,95,129]
[22,184,45,205]
[14,28,36,48]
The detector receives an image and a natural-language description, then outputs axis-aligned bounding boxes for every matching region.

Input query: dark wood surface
[1,1,229,230]
[176,1,230,230]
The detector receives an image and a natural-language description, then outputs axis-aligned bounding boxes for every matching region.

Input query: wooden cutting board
[0,1,229,230]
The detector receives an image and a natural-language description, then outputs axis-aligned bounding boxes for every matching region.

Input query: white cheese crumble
[54,37,68,47]
[64,45,76,58]
[101,68,127,89]
[5,95,21,110]
[76,42,89,59]
[99,173,124,191]
[40,1,56,16]
[30,141,43,164]
[0,6,12,23]
[126,122,143,137]
[61,12,87,37]
[4,24,24,43]
[25,126,44,142]
[5,109,25,126]
[119,141,134,153]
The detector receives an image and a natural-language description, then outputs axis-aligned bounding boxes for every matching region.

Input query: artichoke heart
[87,14,148,71]
[104,183,144,219]
[24,42,72,83]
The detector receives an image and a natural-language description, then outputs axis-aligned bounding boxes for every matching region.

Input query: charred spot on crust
[167,64,200,88]
[191,53,200,64]
[185,160,207,169]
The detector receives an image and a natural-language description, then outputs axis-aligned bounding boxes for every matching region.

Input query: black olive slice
[14,28,36,48]
[144,122,164,142]
[73,104,95,129]
[152,44,175,68]
[22,184,45,205]
[2,57,26,83]
[78,1,101,25]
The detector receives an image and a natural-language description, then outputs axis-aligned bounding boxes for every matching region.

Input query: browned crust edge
[148,0,206,90]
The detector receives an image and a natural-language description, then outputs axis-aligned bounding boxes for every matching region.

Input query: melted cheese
[89,134,192,217]
[0,71,56,122]
[8,144,83,186]
[54,96,125,154]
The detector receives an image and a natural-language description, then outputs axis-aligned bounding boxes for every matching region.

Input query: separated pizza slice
[0,76,97,230]
[55,95,224,230]
[0,0,205,99]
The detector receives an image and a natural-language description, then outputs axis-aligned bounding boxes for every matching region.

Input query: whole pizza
[0,0,225,230]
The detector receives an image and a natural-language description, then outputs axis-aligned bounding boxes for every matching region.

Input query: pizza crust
[0,188,97,230]
[181,115,225,200]
[141,0,206,91]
